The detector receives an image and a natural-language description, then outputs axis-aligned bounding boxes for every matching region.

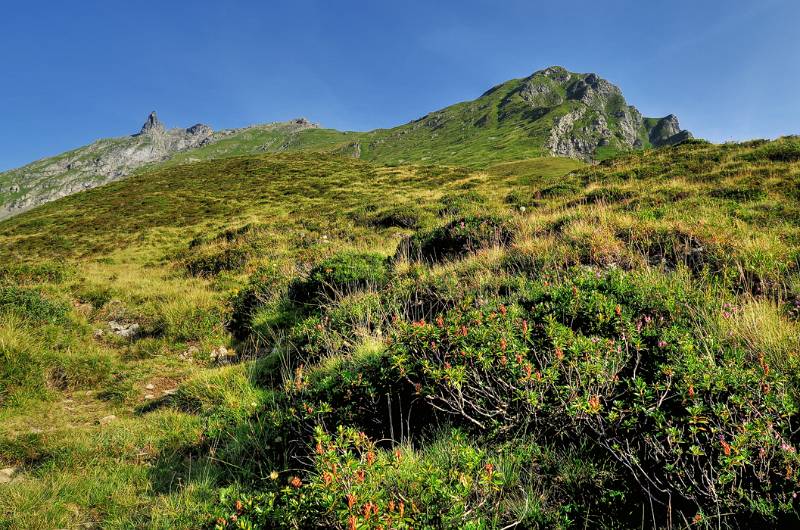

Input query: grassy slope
[1,138,800,527]
[0,153,581,528]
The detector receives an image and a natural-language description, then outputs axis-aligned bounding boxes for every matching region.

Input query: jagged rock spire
[139,111,165,136]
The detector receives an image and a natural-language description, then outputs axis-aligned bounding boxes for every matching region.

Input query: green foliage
[289,252,390,306]
[744,137,800,162]
[0,286,70,324]
[211,427,627,529]
[230,265,290,339]
[401,216,515,263]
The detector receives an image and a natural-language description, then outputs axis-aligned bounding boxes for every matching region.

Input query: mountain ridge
[0,66,690,219]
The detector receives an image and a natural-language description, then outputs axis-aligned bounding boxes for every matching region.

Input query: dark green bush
[399,216,515,263]
[289,252,390,307]
[368,204,427,229]
[583,186,634,204]
[184,246,250,277]
[389,269,800,519]
[438,190,485,216]
[745,138,800,163]
[0,286,70,324]
[0,262,70,285]
[710,185,767,202]
[229,265,287,339]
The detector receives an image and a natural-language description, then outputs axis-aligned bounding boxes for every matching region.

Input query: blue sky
[1,0,798,171]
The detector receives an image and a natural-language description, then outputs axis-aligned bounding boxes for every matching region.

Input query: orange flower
[500,355,507,366]
[720,438,732,456]
[235,499,243,513]
[356,468,366,482]
[348,515,357,530]
[436,315,444,328]
[555,347,564,360]
[398,501,405,517]
[394,449,402,461]
[588,395,601,413]
[484,462,494,476]
[388,500,396,512]
[522,319,528,335]
[289,476,302,488]
[460,325,468,337]
[500,338,507,351]
[315,441,324,454]
[615,304,621,316]
[499,305,507,316]
[366,451,375,465]
[347,493,357,509]
[688,385,695,398]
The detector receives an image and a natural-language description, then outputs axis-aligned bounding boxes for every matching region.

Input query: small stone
[145,384,155,391]
[98,415,116,426]
[0,467,18,484]
[162,389,177,396]
[144,394,155,400]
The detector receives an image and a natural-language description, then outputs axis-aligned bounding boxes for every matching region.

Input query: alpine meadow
[1,12,800,529]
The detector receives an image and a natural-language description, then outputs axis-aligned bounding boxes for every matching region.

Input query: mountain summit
[357,66,691,165]
[0,67,690,218]
[138,111,166,136]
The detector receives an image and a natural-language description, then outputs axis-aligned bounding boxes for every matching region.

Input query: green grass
[1,138,800,528]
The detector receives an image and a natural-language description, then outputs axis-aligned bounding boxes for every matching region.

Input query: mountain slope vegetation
[0,67,689,219]
[1,135,800,528]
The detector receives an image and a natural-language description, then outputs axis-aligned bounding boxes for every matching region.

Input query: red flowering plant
[389,268,800,519]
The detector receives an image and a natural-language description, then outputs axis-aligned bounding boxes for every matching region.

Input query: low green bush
[400,216,515,263]
[0,286,70,324]
[438,190,485,216]
[289,252,390,307]
[230,265,288,339]
[389,269,800,518]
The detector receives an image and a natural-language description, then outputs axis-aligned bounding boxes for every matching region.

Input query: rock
[108,321,141,339]
[98,415,116,426]
[162,388,177,396]
[139,111,166,136]
[93,329,104,338]
[0,467,18,484]
[144,384,155,390]
[210,345,236,363]
[144,394,155,400]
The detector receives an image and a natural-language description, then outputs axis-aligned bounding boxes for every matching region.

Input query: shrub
[0,286,70,325]
[399,216,515,263]
[230,265,287,339]
[745,138,800,163]
[0,262,69,285]
[368,204,428,229]
[710,185,767,202]
[289,252,390,307]
[438,190,485,216]
[211,427,630,529]
[389,269,800,519]
[184,246,250,277]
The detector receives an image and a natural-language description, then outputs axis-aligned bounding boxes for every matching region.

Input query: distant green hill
[0,66,689,219]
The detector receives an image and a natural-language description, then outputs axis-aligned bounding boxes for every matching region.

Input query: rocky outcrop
[515,67,692,160]
[0,113,220,219]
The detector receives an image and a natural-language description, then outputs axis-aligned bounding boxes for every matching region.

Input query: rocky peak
[649,115,692,146]
[139,111,165,136]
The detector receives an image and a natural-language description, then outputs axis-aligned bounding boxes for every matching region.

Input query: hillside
[1,136,799,528]
[0,66,689,219]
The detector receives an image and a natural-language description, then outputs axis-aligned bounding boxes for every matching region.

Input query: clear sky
[1,0,798,171]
